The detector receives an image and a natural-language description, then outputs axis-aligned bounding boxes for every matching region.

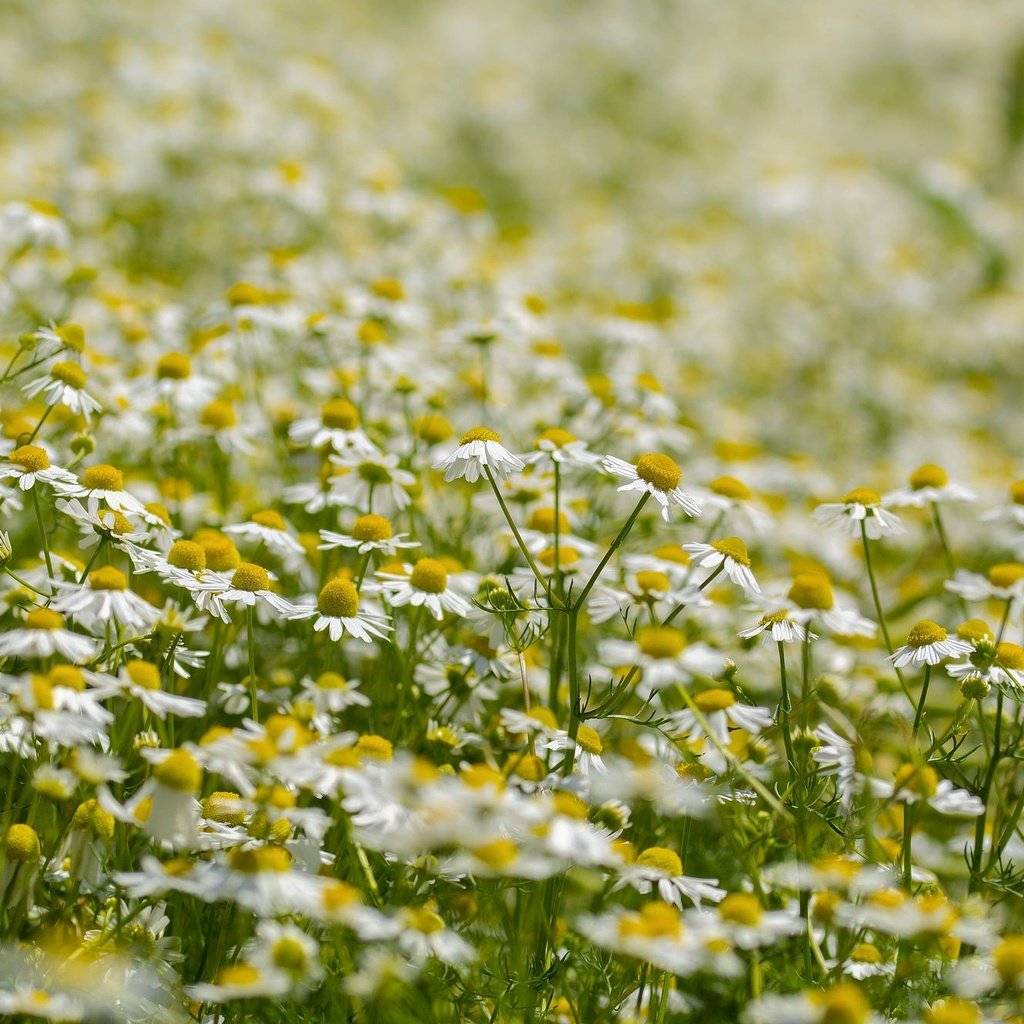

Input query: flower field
[4,1,1024,1021]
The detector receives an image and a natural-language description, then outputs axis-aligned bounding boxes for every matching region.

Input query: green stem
[572,494,650,612]
[777,641,797,777]
[911,664,931,741]
[860,522,912,704]
[30,488,54,579]
[25,402,55,445]
[246,606,259,724]
[970,688,1005,889]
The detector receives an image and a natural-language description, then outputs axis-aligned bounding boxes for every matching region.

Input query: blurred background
[4,0,1024,480]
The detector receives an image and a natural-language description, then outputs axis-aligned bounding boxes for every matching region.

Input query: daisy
[683,537,760,592]
[192,562,296,617]
[946,563,1024,605]
[328,450,417,514]
[435,426,525,483]
[666,689,774,775]
[812,487,903,539]
[738,609,816,644]
[53,463,148,516]
[948,639,1024,695]
[883,464,976,508]
[246,921,323,996]
[891,620,973,668]
[812,724,858,810]
[745,983,879,1024]
[287,577,392,642]
[318,513,419,556]
[786,572,877,637]
[601,451,701,522]
[293,671,371,717]
[22,360,102,419]
[288,398,377,455]
[186,963,291,1003]
[705,892,803,949]
[0,445,79,492]
[690,475,772,533]
[224,509,305,559]
[600,627,724,694]
[0,608,99,663]
[379,558,471,619]
[114,660,207,719]
[519,427,601,471]
[538,724,608,775]
[50,567,162,634]
[868,764,984,816]
[616,845,725,908]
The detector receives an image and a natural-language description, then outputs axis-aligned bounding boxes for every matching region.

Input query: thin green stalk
[860,522,912,704]
[571,494,650,612]
[777,641,797,776]
[30,488,54,579]
[246,606,259,724]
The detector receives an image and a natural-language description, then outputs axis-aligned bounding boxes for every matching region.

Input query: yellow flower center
[526,707,559,731]
[167,540,206,572]
[538,545,579,567]
[509,754,547,782]
[636,846,683,876]
[759,610,790,625]
[788,572,834,610]
[227,846,292,874]
[472,839,519,870]
[652,544,689,565]
[635,570,670,593]
[841,487,881,506]
[29,676,54,710]
[89,566,128,591]
[272,937,309,972]
[153,750,202,793]
[323,880,360,911]
[552,792,589,820]
[809,983,871,1024]
[71,799,115,839]
[535,427,576,448]
[200,400,237,430]
[849,942,882,964]
[694,688,737,713]
[56,323,85,352]
[24,608,64,631]
[4,823,40,862]
[217,963,262,987]
[634,452,681,491]
[1011,481,1024,506]
[527,507,570,535]
[893,763,938,798]
[226,281,268,306]
[316,672,348,691]
[988,563,1024,588]
[711,536,751,566]
[460,426,501,445]
[231,562,270,592]
[410,557,448,594]
[201,792,246,825]
[251,509,287,531]
[199,533,241,572]
[576,725,603,755]
[48,665,84,690]
[922,1000,982,1024]
[718,892,762,926]
[125,660,161,691]
[414,413,452,444]
[998,642,1024,671]
[910,463,949,490]
[637,627,685,660]
[9,445,50,473]
[709,475,752,500]
[906,620,947,647]
[956,619,993,643]
[317,578,360,618]
[156,352,191,380]
[50,360,87,389]
[355,734,394,762]
[994,935,1024,985]
[82,464,124,491]
[404,906,445,934]
[352,514,393,542]
[321,399,359,430]
[98,510,132,535]
[619,901,682,940]
[371,277,405,301]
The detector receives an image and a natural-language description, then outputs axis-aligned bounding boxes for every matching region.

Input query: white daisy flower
[0,608,98,663]
[946,563,1024,604]
[812,487,903,539]
[0,444,79,492]
[682,537,760,593]
[600,627,725,694]
[288,398,377,455]
[52,463,148,516]
[192,562,296,616]
[666,688,774,774]
[434,426,525,483]
[114,660,207,719]
[287,577,392,642]
[616,845,725,908]
[868,764,984,816]
[224,509,305,558]
[50,567,161,634]
[883,463,976,508]
[891,620,973,668]
[738,609,816,644]
[318,513,419,556]
[379,558,471,620]
[601,451,701,522]
[519,427,602,471]
[22,360,102,419]
[328,450,417,514]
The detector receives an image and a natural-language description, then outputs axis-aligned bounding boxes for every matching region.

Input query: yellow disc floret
[460,426,501,445]
[82,464,124,491]
[910,464,949,490]
[410,557,448,594]
[4,823,40,862]
[842,488,881,506]
[156,352,192,380]
[231,562,270,592]
[711,537,751,566]
[809,983,871,1024]
[637,627,685,660]
[922,999,981,1024]
[9,445,50,473]
[125,660,161,691]
[994,935,1024,985]
[718,892,762,926]
[788,572,834,611]
[636,846,683,877]
[694,688,737,713]
[153,750,203,793]
[50,360,87,390]
[24,608,65,631]
[251,509,287,531]
[634,453,681,492]
[89,566,128,591]
[198,533,241,572]
[576,725,603,755]
[906,620,947,648]
[988,563,1024,589]
[317,578,360,618]
[351,514,393,542]
[709,476,752,500]
[167,540,206,572]
[355,734,394,762]
[998,642,1024,671]
[535,427,576,448]
[321,399,359,430]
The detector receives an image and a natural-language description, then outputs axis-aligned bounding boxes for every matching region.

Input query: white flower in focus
[435,426,525,483]
[602,452,701,522]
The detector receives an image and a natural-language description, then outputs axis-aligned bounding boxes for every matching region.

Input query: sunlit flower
[812,487,903,539]
[602,452,701,522]
[435,426,524,483]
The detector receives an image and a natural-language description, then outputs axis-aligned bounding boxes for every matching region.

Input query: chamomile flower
[318,514,419,556]
[0,608,98,662]
[289,398,377,454]
[616,845,725,908]
[868,763,984,816]
[667,689,773,774]
[519,427,601,471]
[193,562,295,616]
[738,609,816,644]
[379,558,471,619]
[53,463,148,516]
[114,659,207,719]
[435,426,525,483]
[600,627,724,694]
[22,360,102,419]
[50,567,162,634]
[690,475,772,533]
[329,450,417,514]
[812,487,904,539]
[883,464,976,508]
[946,562,1024,604]
[601,452,701,522]
[682,537,760,592]
[224,509,305,559]
[538,724,608,774]
[186,962,290,1003]
[287,577,392,642]
[0,445,79,491]
[891,620,973,668]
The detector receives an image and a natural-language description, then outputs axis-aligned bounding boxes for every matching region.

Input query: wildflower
[892,621,972,668]
[51,567,162,633]
[616,845,725,908]
[683,537,760,592]
[53,463,148,516]
[287,577,392,642]
[812,487,903,539]
[329,450,417,513]
[224,509,305,559]
[193,562,296,617]
[435,426,524,483]
[602,451,701,522]
[0,444,79,491]
[946,562,1024,604]
[738,609,816,644]
[519,427,601,470]
[289,398,377,454]
[667,688,773,774]
[318,513,420,556]
[114,659,206,719]
[599,627,724,693]
[884,464,976,508]
[0,608,98,662]
[379,558,471,619]
[868,764,984,816]
[22,360,102,418]
[186,963,291,1003]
